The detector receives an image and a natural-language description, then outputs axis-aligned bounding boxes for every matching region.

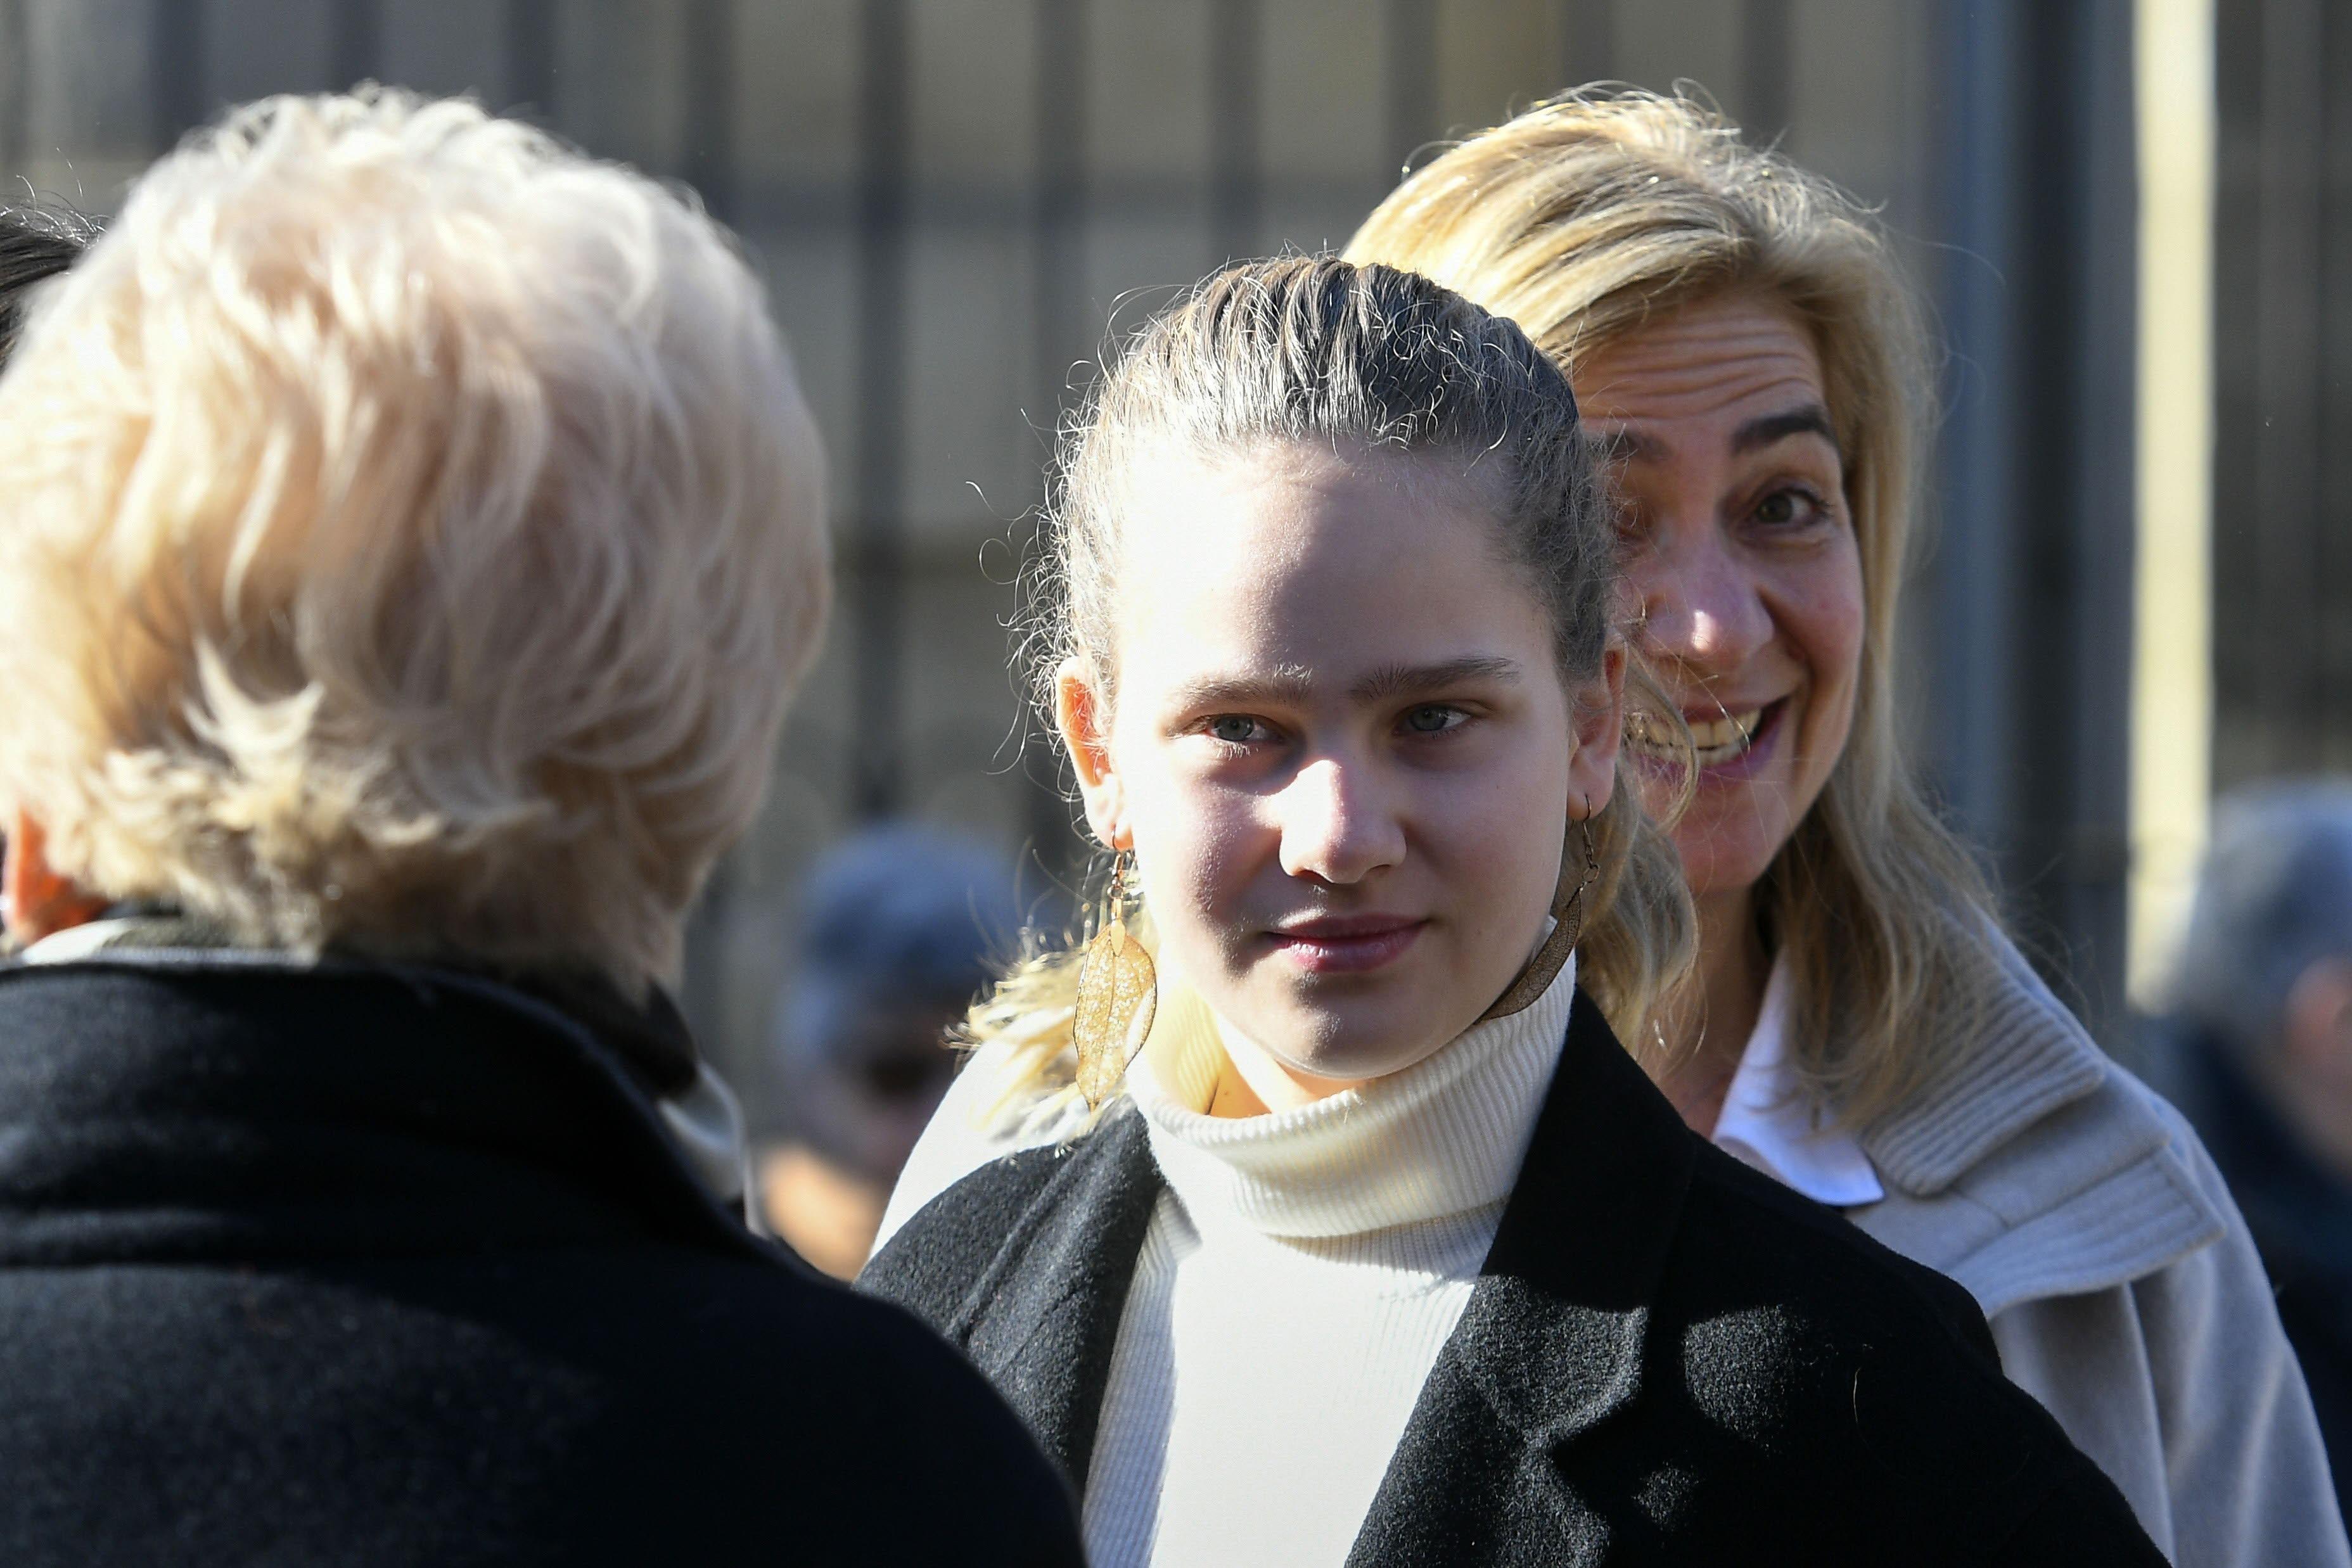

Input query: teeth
[1627,708,1765,767]
[1687,711,1758,751]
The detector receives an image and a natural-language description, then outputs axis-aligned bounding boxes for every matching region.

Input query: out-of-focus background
[0,0,2339,1232]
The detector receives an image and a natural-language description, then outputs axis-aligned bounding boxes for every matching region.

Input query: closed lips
[1267,916,1426,972]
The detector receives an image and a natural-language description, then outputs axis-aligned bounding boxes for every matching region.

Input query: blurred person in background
[0,90,1080,1566]
[1347,89,2345,1564]
[762,824,1018,1277]
[2152,781,2352,1520]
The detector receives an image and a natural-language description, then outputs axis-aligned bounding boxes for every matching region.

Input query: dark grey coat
[862,989,2164,1565]
[0,950,1084,1567]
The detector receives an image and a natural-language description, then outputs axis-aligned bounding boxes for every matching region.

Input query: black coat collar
[926,990,1694,1555]
[0,955,772,1269]
[1356,991,1697,1562]
[866,988,2166,1565]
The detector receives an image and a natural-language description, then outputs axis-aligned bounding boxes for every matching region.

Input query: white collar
[1131,952,1578,1241]
[1711,955,1884,1209]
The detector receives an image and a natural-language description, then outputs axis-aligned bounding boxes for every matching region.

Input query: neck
[1216,1032,1367,1116]
[1655,883,1770,1137]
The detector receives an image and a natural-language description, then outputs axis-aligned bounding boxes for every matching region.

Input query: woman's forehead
[1106,442,1556,701]
[1571,295,1830,434]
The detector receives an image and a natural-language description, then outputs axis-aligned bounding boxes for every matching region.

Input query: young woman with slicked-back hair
[862,253,2162,1565]
[1345,89,2346,1567]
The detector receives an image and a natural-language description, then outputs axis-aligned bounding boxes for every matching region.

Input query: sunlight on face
[1061,440,1620,1101]
[1576,295,1865,907]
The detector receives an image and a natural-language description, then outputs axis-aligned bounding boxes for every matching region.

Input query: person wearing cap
[762,824,1019,1276]
[2151,781,2352,1522]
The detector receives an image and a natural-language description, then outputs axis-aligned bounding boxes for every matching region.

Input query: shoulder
[860,1107,1152,1333]
[518,1248,1090,1561]
[874,1035,1085,1252]
[1659,1151,2156,1551]
[1674,1140,2000,1362]
[1850,929,2228,1308]
[0,1244,1085,1565]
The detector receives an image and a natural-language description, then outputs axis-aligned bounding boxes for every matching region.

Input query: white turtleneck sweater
[1072,956,1579,1567]
[876,951,1889,1566]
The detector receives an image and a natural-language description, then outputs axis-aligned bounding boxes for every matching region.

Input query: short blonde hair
[0,90,830,995]
[1348,90,2003,1126]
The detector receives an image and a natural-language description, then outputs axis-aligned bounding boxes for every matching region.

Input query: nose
[1633,525,1774,683]
[1275,756,1405,887]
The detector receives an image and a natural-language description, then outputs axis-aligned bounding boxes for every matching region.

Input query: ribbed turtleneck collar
[1130,954,1578,1240]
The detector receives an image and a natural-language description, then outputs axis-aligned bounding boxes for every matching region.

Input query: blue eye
[1208,715,1264,744]
[1403,706,1465,735]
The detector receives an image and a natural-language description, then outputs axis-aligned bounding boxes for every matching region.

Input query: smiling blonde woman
[1345,88,2346,1565]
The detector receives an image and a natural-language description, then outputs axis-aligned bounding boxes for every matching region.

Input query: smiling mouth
[1627,701,1784,769]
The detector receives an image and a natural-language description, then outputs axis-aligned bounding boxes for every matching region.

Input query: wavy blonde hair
[1346,89,2003,1126]
[970,255,1695,1112]
[0,89,830,996]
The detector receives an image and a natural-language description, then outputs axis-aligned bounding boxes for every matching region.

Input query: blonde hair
[972,255,1694,1109]
[0,89,830,996]
[1346,88,2003,1126]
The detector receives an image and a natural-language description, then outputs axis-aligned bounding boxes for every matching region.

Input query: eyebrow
[1732,404,1841,457]
[1163,657,1522,714]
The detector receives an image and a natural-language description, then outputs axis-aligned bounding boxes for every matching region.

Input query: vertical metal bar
[1385,0,1437,179]
[1926,0,2019,847]
[2251,0,2325,769]
[681,0,736,220]
[1928,0,2140,1041]
[1560,0,1615,86]
[850,0,912,819]
[1028,0,1087,872]
[1740,0,1792,144]
[505,0,559,122]
[151,0,206,150]
[2322,0,2352,772]
[0,0,29,170]
[1208,0,1262,263]
[331,0,381,90]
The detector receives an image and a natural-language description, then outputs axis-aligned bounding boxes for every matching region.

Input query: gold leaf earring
[1074,853,1158,1108]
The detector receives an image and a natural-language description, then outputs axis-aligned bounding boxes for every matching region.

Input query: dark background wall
[2211,0,2352,793]
[0,0,2183,1090]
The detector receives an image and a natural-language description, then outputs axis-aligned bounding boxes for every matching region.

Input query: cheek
[1786,540,1867,710]
[1120,763,1269,926]
[1432,739,1573,918]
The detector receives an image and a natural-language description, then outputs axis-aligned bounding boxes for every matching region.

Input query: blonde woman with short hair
[0,89,1081,1565]
[865,253,2163,1564]
[1346,89,2346,1565]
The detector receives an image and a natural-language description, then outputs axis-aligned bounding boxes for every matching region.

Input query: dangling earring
[1479,797,1601,1021]
[1074,852,1158,1108]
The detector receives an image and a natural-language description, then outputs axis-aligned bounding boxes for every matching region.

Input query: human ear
[1564,639,1627,814]
[4,809,108,945]
[1054,660,1132,852]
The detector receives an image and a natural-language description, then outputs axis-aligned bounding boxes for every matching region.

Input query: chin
[1670,804,1793,901]
[1262,1002,1451,1085]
